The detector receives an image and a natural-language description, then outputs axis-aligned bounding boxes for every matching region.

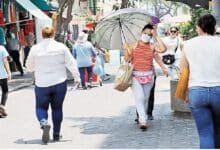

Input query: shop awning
[15,0,51,22]
[15,0,52,42]
[30,0,53,11]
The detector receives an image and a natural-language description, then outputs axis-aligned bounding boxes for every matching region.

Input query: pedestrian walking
[0,45,11,118]
[95,46,111,81]
[26,25,80,144]
[6,28,24,76]
[162,26,182,80]
[135,52,168,122]
[180,14,220,149]
[72,32,96,90]
[124,24,166,130]
[23,32,35,67]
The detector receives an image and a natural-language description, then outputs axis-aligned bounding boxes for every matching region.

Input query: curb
[9,82,34,92]
[8,79,75,93]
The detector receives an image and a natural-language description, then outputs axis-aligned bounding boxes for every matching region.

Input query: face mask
[141,34,152,43]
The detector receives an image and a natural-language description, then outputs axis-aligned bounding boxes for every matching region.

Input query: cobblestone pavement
[0,65,199,149]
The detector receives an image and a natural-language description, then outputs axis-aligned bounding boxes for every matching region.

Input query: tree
[179,8,210,39]
[55,0,74,42]
[143,0,185,18]
[119,0,186,18]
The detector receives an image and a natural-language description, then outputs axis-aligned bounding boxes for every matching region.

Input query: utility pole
[212,0,220,25]
[93,0,96,15]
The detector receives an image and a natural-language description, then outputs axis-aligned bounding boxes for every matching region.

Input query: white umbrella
[94,8,160,50]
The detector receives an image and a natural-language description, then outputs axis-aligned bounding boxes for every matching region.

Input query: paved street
[1,66,199,149]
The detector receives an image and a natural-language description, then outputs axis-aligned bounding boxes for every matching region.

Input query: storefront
[0,0,52,45]
[15,0,52,42]
[0,0,52,72]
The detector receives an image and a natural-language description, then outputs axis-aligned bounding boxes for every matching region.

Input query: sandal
[139,122,148,131]
[0,106,7,117]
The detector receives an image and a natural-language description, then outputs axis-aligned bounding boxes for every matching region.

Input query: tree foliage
[119,0,188,18]
[179,8,210,39]
[144,0,182,18]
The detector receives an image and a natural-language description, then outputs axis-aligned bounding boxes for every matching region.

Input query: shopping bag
[93,56,105,76]
[175,67,189,101]
[114,62,133,92]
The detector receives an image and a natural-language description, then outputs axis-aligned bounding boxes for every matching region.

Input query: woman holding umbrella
[124,24,166,130]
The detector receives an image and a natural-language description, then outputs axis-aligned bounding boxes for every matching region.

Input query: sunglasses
[170,30,177,33]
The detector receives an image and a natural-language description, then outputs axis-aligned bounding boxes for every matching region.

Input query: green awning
[30,0,52,11]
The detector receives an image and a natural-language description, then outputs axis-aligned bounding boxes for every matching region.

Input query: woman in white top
[180,14,220,149]
[26,26,80,144]
[162,26,182,80]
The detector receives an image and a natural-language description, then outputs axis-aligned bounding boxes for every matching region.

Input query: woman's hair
[170,26,179,31]
[142,24,154,32]
[42,25,55,38]
[197,14,216,35]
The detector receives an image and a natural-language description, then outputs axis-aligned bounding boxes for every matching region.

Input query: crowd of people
[0,13,219,149]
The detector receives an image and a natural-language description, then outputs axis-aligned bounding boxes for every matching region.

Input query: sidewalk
[8,72,34,92]
[0,64,199,148]
[1,70,199,148]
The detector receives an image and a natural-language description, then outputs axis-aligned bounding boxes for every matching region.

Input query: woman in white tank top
[180,14,220,149]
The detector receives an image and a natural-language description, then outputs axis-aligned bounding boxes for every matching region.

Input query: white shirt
[26,38,80,87]
[0,46,9,79]
[184,36,220,87]
[162,37,182,58]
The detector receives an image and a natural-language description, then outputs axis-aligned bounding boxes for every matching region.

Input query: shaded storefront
[0,0,52,71]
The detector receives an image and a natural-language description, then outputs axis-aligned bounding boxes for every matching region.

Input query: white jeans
[131,75,154,123]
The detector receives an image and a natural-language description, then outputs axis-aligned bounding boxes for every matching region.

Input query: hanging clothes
[0,27,6,45]
[7,1,11,22]
[24,20,34,35]
[0,0,3,8]
[3,0,9,23]
[0,9,4,25]
[9,2,16,23]
[18,30,26,46]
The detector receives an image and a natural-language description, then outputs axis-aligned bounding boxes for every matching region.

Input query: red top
[131,42,154,71]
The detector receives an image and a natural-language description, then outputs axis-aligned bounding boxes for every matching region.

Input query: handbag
[162,54,175,65]
[114,42,136,91]
[175,67,189,101]
[114,62,133,92]
[162,38,179,65]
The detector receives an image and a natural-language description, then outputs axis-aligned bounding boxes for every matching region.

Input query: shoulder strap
[174,38,179,53]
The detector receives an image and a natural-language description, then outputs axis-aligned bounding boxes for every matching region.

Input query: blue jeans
[35,81,67,135]
[188,86,220,149]
[78,66,93,87]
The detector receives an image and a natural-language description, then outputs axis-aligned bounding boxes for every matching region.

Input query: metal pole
[213,0,220,25]
[93,0,96,15]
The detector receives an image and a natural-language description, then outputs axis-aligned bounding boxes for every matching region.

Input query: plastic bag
[93,56,105,77]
